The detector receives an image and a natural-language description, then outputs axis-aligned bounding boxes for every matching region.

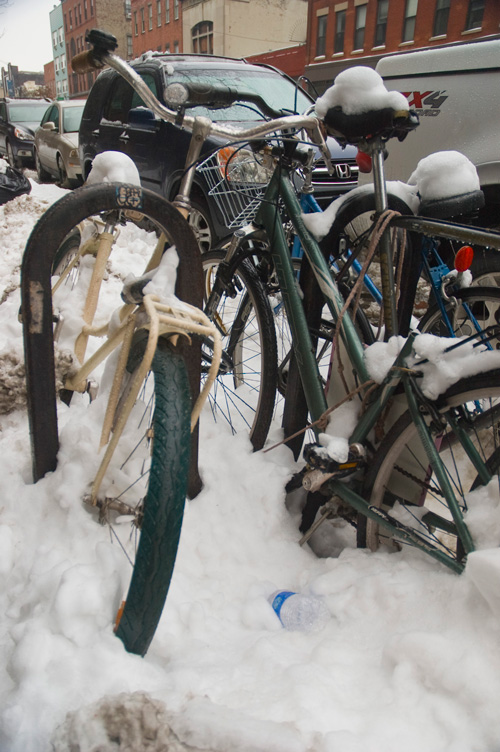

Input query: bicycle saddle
[419,190,485,220]
[322,106,419,145]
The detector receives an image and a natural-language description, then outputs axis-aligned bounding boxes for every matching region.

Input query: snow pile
[301,180,419,241]
[408,150,480,200]
[364,333,500,400]
[315,66,409,118]
[1,179,500,751]
[86,151,142,186]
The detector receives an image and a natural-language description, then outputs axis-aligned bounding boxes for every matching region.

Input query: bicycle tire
[358,370,500,565]
[111,336,191,656]
[418,286,500,343]
[201,250,278,449]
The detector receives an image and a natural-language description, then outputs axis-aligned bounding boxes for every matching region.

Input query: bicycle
[21,31,500,660]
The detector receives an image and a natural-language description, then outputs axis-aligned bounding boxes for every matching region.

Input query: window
[316,14,327,57]
[148,3,153,30]
[69,10,73,30]
[141,7,145,32]
[353,4,366,50]
[402,0,417,42]
[90,0,94,17]
[174,0,179,20]
[78,4,82,25]
[84,0,88,19]
[174,41,179,52]
[58,26,64,44]
[433,0,450,36]
[374,0,389,46]
[61,53,66,71]
[127,34,133,57]
[334,9,346,54]
[52,30,58,48]
[465,0,485,30]
[192,21,213,54]
[166,0,170,23]
[134,10,138,35]
[55,56,59,73]
[157,0,162,26]
[166,42,170,51]
[124,0,131,18]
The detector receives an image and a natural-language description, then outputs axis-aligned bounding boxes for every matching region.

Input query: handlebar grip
[71,50,104,74]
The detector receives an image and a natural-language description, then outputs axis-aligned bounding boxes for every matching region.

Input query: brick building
[130,0,183,56]
[62,0,132,98]
[305,0,500,92]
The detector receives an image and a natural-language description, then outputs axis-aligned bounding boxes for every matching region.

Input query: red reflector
[356,150,372,173]
[454,245,474,272]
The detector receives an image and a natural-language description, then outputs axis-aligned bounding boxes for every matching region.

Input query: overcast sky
[0,0,57,72]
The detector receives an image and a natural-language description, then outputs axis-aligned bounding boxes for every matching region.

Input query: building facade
[305,0,500,92]
[50,3,69,99]
[62,0,132,98]
[181,0,308,58]
[130,0,183,56]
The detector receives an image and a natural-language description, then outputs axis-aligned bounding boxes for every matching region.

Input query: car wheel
[6,142,18,169]
[188,198,213,253]
[35,149,52,182]
[57,154,69,187]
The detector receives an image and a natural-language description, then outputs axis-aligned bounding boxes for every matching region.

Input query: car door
[38,104,59,173]
[96,70,167,192]
[0,103,8,154]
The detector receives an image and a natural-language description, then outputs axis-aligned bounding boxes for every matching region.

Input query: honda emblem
[335,163,351,179]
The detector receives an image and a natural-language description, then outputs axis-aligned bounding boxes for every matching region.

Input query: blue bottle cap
[271,590,296,618]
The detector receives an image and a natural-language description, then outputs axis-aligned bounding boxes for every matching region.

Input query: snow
[408,150,481,200]
[315,66,409,118]
[86,151,142,186]
[1,179,500,750]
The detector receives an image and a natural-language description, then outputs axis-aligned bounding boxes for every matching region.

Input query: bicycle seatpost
[368,136,398,338]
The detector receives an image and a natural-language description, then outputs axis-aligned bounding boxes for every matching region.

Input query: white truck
[373,37,500,226]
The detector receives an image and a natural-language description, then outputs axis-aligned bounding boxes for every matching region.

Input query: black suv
[79,53,358,251]
[0,98,50,168]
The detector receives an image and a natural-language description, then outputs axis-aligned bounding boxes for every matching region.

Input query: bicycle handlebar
[72,31,333,170]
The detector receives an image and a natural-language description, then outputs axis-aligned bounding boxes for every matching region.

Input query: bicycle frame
[254,158,500,573]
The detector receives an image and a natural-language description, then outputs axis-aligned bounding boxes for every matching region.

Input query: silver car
[34,100,86,187]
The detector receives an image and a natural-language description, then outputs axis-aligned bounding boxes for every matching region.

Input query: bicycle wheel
[358,371,500,566]
[201,250,278,449]
[418,286,500,343]
[104,336,191,656]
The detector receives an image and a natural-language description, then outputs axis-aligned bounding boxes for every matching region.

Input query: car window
[105,74,158,123]
[42,105,59,129]
[0,103,6,121]
[162,66,312,121]
[63,105,84,133]
[8,102,49,123]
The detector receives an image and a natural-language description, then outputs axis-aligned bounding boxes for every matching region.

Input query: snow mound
[86,151,141,186]
[315,66,409,117]
[51,692,208,752]
[408,150,480,200]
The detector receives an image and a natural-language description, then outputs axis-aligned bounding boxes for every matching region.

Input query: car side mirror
[42,121,56,131]
[127,107,156,129]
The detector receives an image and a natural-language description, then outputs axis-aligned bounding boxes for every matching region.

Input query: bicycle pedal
[303,442,365,477]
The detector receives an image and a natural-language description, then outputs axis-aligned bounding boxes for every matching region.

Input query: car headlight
[14,127,33,142]
[216,146,274,186]
[69,148,79,158]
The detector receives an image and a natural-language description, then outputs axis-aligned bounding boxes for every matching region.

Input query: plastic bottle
[269,590,330,632]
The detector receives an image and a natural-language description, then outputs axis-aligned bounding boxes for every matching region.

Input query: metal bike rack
[21,190,204,497]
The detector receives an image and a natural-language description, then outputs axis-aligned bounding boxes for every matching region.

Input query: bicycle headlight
[216,146,273,185]
[14,127,33,141]
[164,82,189,108]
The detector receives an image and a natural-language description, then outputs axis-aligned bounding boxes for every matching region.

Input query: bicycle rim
[201,250,277,449]
[360,371,500,565]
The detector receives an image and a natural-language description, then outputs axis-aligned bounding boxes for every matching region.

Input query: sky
[0,0,56,72]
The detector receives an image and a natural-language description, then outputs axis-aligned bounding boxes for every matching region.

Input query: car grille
[312,160,359,186]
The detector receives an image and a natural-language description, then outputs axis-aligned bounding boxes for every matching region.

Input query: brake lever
[306,119,334,176]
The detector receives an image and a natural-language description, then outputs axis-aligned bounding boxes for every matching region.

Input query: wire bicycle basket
[197,147,271,229]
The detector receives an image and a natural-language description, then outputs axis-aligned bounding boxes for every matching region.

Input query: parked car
[34,99,86,187]
[0,97,49,168]
[79,52,358,251]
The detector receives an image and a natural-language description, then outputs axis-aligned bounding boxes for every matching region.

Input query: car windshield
[8,102,49,123]
[163,66,312,122]
[63,105,85,132]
